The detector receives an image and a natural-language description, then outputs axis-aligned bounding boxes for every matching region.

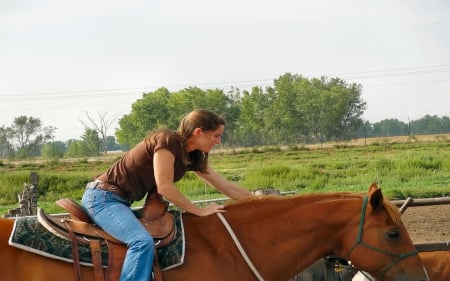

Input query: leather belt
[86,181,130,201]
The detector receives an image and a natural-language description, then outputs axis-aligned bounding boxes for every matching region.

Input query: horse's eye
[386,230,399,239]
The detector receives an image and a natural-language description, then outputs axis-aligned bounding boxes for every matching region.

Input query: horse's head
[341,183,428,281]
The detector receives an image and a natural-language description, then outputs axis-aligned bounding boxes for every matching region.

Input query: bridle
[346,196,419,281]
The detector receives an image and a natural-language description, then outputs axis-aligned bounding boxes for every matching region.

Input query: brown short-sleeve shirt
[96,131,189,201]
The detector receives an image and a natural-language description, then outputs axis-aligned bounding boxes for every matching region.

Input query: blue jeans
[82,188,154,281]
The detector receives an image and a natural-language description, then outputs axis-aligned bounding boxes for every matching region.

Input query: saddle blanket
[8,211,185,270]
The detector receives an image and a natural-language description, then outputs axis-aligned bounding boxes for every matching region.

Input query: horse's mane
[382,199,402,225]
[225,191,362,207]
[226,191,402,225]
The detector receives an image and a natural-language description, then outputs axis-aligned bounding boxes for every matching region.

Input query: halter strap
[346,196,419,280]
[217,213,265,281]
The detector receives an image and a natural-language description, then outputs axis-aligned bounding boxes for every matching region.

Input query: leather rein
[217,213,265,281]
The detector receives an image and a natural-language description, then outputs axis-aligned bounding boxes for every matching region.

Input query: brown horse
[0,184,428,281]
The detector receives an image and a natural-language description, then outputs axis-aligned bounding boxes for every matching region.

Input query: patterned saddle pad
[8,210,185,270]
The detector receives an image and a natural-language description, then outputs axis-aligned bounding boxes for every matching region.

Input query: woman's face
[195,125,224,152]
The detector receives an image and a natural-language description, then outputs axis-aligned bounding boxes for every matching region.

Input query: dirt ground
[401,204,450,243]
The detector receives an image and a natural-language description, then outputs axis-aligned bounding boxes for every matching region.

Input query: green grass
[1,139,450,214]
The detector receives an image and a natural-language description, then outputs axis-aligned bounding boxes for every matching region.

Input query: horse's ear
[368,183,383,211]
[368,182,378,193]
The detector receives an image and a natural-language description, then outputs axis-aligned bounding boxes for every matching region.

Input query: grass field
[1,134,450,215]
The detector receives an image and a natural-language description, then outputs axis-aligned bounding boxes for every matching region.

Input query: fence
[393,196,450,252]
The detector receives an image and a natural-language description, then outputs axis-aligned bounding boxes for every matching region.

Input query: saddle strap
[152,250,164,281]
[66,218,106,281]
[90,240,105,281]
[65,220,82,281]
[104,241,127,281]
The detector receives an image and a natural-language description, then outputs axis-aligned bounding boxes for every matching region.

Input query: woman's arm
[154,149,225,216]
[195,164,253,200]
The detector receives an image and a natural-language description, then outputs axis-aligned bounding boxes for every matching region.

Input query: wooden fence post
[3,172,38,218]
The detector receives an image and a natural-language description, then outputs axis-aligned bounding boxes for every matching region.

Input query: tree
[81,128,100,157]
[167,87,230,128]
[10,116,55,157]
[106,136,121,151]
[0,126,14,159]
[373,119,409,137]
[238,86,271,146]
[116,87,171,147]
[41,141,66,158]
[12,116,42,150]
[113,73,371,147]
[65,139,86,158]
[116,86,234,148]
[266,74,366,144]
[223,87,242,148]
[270,73,304,144]
[79,111,117,154]
[411,115,450,135]
[324,78,366,141]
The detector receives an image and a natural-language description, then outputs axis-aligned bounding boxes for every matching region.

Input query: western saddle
[37,194,175,281]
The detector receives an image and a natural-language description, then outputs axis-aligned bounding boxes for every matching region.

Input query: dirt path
[401,204,450,243]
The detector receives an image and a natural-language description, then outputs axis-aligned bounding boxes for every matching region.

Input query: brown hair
[178,109,226,138]
[178,109,226,172]
[145,109,225,173]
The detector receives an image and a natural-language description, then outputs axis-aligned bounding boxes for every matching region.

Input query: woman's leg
[82,189,154,281]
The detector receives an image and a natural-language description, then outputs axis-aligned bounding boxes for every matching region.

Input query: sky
[1,0,449,141]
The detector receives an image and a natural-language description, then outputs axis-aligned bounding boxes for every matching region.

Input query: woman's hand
[198,202,225,216]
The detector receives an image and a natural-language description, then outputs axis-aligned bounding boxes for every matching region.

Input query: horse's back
[0,218,94,281]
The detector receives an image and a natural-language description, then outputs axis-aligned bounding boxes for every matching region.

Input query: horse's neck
[225,195,357,280]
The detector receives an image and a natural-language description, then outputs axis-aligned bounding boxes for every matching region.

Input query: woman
[81,109,252,281]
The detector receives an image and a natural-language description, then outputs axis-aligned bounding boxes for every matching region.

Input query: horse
[0,184,428,281]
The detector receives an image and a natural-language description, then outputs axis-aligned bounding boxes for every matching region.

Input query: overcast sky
[1,0,449,141]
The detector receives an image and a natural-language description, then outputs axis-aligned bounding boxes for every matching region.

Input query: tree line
[0,118,122,160]
[1,73,449,159]
[115,73,450,147]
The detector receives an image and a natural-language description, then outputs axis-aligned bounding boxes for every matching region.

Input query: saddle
[37,194,175,281]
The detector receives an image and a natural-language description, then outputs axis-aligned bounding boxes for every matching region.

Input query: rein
[346,196,419,280]
[217,213,265,281]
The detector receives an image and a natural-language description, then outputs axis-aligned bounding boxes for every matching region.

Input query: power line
[363,77,450,88]
[324,64,450,77]
[336,67,450,80]
[0,65,449,104]
[0,80,271,102]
